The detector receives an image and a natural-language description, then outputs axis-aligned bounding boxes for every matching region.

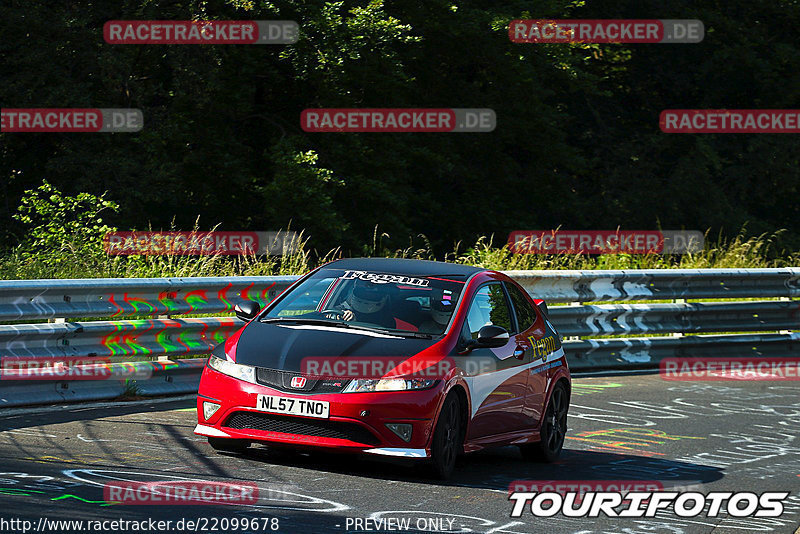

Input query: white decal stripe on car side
[463,347,565,418]
[363,448,428,458]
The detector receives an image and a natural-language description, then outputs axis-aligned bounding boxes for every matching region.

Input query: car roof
[324,257,486,278]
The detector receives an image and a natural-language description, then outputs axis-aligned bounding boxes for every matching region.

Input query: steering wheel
[320,309,345,320]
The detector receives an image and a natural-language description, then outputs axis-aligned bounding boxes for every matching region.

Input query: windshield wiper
[384,330,433,339]
[343,325,433,339]
[259,317,350,328]
[259,317,431,338]
[260,317,390,334]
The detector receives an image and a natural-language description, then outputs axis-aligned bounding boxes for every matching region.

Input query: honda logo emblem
[290,376,306,388]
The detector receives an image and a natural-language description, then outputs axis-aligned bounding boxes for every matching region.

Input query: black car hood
[223,321,438,372]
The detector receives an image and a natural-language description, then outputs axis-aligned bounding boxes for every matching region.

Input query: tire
[430,394,463,479]
[520,382,568,462]
[208,437,250,454]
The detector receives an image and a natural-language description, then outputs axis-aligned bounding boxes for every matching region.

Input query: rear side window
[506,283,537,332]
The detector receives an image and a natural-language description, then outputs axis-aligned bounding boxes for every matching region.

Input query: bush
[8,180,119,277]
[0,184,796,280]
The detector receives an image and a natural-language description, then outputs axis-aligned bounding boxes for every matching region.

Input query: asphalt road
[0,373,798,534]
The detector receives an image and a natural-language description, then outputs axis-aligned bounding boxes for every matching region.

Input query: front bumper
[194,366,443,456]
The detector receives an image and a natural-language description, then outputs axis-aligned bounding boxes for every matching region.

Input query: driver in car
[329,280,397,329]
[418,293,454,334]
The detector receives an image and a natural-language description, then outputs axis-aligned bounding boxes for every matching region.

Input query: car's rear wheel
[208,437,250,454]
[520,382,568,462]
[430,394,462,479]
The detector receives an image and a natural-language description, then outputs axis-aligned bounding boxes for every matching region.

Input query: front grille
[224,412,379,445]
[255,367,348,394]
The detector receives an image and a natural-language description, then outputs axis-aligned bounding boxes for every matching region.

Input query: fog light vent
[203,401,221,420]
[385,423,413,442]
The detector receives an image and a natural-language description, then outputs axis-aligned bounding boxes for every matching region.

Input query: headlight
[207,354,257,384]
[342,378,436,393]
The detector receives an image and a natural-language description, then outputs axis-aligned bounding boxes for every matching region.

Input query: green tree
[12,180,119,270]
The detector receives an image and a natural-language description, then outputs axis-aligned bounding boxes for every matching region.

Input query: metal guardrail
[0,317,238,359]
[508,268,800,303]
[4,268,797,320]
[0,268,798,407]
[0,359,204,407]
[0,276,298,321]
[565,333,800,371]
[549,300,800,337]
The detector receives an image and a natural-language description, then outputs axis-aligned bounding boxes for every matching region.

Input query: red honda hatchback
[195,258,570,478]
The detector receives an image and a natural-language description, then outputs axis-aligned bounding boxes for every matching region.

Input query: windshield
[264,268,466,335]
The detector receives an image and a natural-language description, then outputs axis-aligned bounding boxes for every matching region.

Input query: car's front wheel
[520,382,568,462]
[430,394,463,479]
[208,437,250,454]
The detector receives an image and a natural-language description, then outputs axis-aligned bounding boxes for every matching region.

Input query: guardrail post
[672,298,685,337]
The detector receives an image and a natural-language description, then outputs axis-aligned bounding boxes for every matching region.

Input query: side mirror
[235,300,261,321]
[476,325,510,348]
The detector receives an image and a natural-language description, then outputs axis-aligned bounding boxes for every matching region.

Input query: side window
[506,283,538,332]
[465,283,513,339]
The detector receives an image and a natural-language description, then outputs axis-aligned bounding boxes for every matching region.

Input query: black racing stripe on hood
[232,321,437,372]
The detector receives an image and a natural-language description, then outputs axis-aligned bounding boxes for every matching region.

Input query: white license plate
[255,394,329,419]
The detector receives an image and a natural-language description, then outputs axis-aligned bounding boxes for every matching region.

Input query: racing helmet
[349,280,388,314]
[430,295,454,326]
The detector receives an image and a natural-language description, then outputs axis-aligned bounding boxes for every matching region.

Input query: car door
[505,281,547,429]
[461,282,529,440]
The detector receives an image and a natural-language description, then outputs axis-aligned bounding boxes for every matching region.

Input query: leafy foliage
[11,180,118,271]
[0,0,798,259]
